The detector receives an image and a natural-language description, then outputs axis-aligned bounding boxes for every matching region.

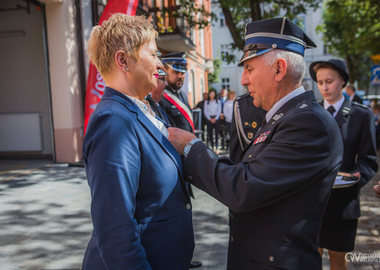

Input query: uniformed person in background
[229,92,266,164]
[310,59,378,270]
[159,52,194,133]
[159,52,202,269]
[145,55,174,126]
[167,17,344,269]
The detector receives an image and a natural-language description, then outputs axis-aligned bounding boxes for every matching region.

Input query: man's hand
[373,181,380,199]
[168,127,197,155]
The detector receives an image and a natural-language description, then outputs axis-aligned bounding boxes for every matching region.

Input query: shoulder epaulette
[352,102,370,110]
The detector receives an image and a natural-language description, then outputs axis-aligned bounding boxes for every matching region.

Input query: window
[222,78,230,90]
[219,12,225,27]
[220,45,229,62]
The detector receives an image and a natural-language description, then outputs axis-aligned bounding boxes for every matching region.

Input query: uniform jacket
[185,91,343,269]
[352,94,363,104]
[229,93,266,164]
[145,94,174,126]
[159,86,193,132]
[82,87,194,270]
[322,97,377,220]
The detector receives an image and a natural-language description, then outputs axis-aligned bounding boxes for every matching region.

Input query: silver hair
[260,50,306,84]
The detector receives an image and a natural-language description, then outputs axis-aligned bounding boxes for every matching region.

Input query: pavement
[0,153,379,270]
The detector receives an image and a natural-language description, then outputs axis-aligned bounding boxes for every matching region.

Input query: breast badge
[253,131,271,145]
[252,121,257,129]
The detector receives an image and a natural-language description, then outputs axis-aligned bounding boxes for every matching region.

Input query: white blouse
[223,100,234,123]
[125,94,169,138]
[204,100,222,121]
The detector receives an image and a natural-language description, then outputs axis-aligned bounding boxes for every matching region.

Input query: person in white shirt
[222,90,236,149]
[204,89,222,152]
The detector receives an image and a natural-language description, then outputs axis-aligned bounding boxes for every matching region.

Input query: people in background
[218,88,228,150]
[159,52,194,133]
[145,58,174,126]
[194,92,209,141]
[229,92,266,164]
[204,89,222,152]
[373,104,380,148]
[345,84,363,104]
[221,90,236,150]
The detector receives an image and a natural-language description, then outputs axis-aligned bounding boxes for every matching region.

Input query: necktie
[327,105,335,116]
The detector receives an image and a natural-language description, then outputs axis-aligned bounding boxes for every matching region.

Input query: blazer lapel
[102,88,183,176]
[334,97,351,128]
[136,111,183,175]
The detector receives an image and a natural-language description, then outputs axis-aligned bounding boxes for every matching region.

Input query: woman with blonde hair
[82,14,194,270]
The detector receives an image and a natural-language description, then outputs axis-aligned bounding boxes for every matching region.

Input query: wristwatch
[184,138,201,157]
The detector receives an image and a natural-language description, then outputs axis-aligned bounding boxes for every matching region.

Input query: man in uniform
[145,68,174,126]
[159,52,194,133]
[229,93,266,164]
[167,17,343,269]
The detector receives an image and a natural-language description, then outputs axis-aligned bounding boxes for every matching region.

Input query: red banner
[84,0,139,133]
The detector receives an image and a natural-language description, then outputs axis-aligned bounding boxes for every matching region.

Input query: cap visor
[238,49,272,66]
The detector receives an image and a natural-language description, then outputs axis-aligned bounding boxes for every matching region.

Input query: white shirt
[223,100,234,123]
[323,95,345,118]
[204,100,222,120]
[265,86,306,123]
[125,94,169,138]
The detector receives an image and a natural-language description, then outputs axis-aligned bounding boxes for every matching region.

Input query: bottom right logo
[345,252,380,263]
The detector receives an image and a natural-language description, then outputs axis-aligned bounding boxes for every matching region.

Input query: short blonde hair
[87,13,158,76]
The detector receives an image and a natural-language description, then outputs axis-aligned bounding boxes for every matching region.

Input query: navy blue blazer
[322,97,378,220]
[82,87,194,270]
[184,91,343,269]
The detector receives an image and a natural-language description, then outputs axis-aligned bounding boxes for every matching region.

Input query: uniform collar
[323,95,345,117]
[265,86,305,123]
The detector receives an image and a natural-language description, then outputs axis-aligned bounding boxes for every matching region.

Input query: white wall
[0,0,53,155]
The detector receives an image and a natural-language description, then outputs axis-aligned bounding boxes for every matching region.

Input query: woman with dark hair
[310,59,378,270]
[203,89,222,152]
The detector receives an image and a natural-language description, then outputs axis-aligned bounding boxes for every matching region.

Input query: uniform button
[230,235,234,242]
[269,256,275,262]
[186,203,191,210]
[187,176,194,181]
[248,154,252,159]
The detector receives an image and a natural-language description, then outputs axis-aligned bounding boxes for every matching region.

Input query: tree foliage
[217,0,322,51]
[316,0,380,88]
[208,58,222,84]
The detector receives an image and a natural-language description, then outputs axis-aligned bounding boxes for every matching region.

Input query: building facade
[0,0,212,163]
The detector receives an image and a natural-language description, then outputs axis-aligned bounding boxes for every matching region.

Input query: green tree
[218,0,322,51]
[316,0,380,88]
[208,58,222,84]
